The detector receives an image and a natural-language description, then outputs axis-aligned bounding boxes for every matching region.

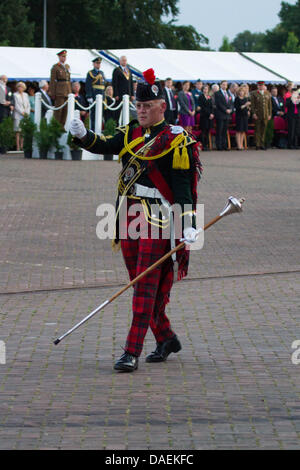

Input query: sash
[131,126,174,204]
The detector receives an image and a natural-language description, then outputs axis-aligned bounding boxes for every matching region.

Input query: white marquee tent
[106,48,287,84]
[0,47,120,81]
[241,52,300,85]
[1,46,298,84]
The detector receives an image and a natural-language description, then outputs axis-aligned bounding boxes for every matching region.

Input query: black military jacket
[74,120,197,231]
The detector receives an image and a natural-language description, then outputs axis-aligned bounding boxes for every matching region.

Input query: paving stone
[0,150,299,449]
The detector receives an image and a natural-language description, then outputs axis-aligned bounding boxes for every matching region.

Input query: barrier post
[95,94,103,136]
[32,92,42,158]
[46,109,55,159]
[122,94,130,126]
[61,93,75,160]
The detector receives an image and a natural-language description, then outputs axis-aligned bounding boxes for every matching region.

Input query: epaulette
[180,131,197,147]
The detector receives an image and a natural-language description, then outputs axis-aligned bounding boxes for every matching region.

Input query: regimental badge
[151,85,159,96]
[124,166,135,182]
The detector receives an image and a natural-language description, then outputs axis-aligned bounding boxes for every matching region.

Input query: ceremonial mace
[53,196,245,345]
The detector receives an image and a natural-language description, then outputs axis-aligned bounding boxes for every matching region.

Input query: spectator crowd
[0,51,299,152]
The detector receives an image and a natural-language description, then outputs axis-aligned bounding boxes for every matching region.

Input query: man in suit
[85,57,106,131]
[250,81,272,150]
[228,83,238,105]
[72,81,89,124]
[49,50,72,126]
[163,77,177,124]
[38,80,52,119]
[286,87,300,149]
[271,87,284,118]
[270,86,284,148]
[191,79,203,114]
[112,56,134,122]
[0,75,14,123]
[214,80,233,150]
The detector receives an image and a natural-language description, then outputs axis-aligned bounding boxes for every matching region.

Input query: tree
[228,1,300,53]
[262,25,288,53]
[25,0,207,50]
[0,0,34,46]
[231,30,266,52]
[160,22,209,50]
[282,31,300,53]
[219,36,234,52]
[279,0,300,39]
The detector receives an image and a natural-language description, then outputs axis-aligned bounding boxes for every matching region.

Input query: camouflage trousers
[254,118,268,147]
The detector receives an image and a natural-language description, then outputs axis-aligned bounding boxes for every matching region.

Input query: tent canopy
[107,48,287,84]
[0,46,295,84]
[242,52,300,85]
[0,47,118,82]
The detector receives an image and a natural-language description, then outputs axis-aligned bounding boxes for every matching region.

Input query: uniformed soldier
[85,57,106,131]
[70,68,202,373]
[250,81,272,150]
[49,50,71,126]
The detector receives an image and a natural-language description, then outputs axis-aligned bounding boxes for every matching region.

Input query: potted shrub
[48,117,65,159]
[0,117,15,154]
[20,115,36,158]
[34,118,52,159]
[67,132,82,160]
[102,118,117,160]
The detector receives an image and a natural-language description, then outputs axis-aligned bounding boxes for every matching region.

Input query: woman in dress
[198,84,214,150]
[103,85,119,124]
[235,86,251,150]
[177,81,195,133]
[27,84,36,122]
[13,82,30,151]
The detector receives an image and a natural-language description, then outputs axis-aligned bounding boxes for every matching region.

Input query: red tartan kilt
[119,198,190,281]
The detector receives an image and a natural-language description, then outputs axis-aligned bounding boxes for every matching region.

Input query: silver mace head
[219,196,245,217]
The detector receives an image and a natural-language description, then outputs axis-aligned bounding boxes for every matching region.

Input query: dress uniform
[250,81,272,150]
[49,50,71,126]
[70,69,202,372]
[85,57,106,131]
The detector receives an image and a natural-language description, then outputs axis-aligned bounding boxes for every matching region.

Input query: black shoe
[146,335,182,363]
[114,352,138,372]
[260,146,267,150]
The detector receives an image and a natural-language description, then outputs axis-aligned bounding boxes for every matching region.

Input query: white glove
[70,118,87,140]
[87,98,93,104]
[180,227,200,244]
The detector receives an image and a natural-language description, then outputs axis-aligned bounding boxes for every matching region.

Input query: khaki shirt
[251,90,272,120]
[49,62,71,98]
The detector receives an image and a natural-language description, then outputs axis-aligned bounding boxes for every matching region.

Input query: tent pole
[43,0,47,48]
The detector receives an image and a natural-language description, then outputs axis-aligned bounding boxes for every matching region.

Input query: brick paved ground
[0,149,300,449]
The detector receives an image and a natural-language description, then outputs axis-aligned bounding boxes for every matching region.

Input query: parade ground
[0,148,300,450]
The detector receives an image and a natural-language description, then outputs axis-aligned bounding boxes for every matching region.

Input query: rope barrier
[41,98,68,111]
[103,99,123,111]
[74,99,96,111]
